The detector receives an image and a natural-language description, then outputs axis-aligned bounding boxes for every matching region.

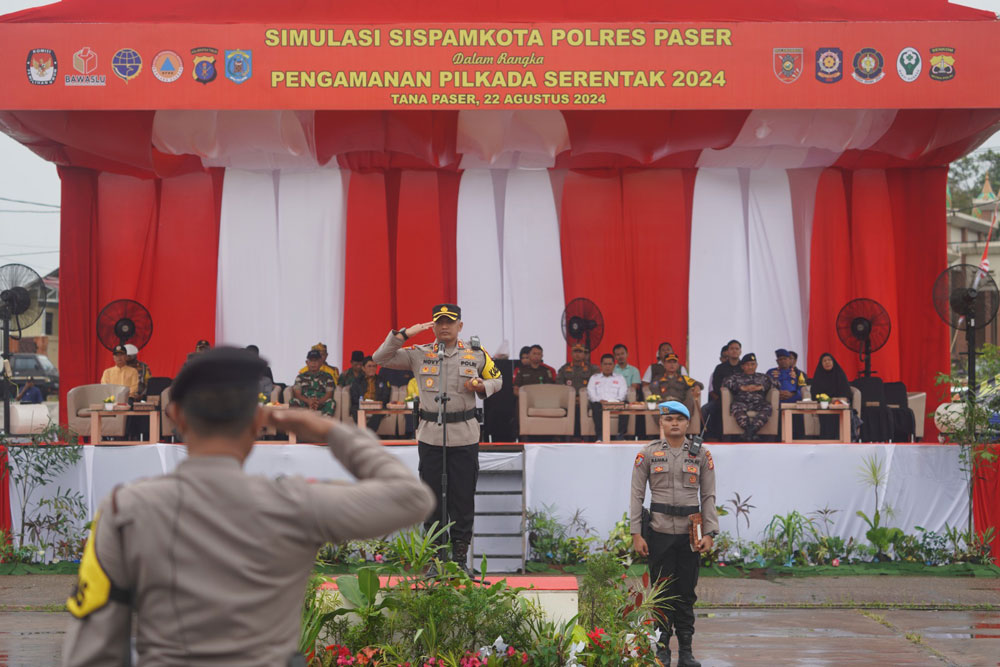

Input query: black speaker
[482,358,517,442]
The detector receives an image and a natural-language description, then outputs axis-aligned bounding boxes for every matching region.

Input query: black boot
[676,632,700,667]
[655,626,672,665]
[451,540,470,573]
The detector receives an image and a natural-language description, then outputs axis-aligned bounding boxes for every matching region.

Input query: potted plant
[645,393,661,410]
[815,393,830,409]
[258,392,269,406]
[103,395,116,411]
[405,392,416,410]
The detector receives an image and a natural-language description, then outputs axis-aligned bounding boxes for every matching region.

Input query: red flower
[587,627,607,647]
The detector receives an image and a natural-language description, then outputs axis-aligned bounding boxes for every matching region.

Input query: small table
[261,404,296,443]
[82,409,159,445]
[357,406,412,433]
[599,404,702,443]
[780,404,851,443]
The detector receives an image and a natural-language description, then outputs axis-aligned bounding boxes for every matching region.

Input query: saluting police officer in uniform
[62,348,433,667]
[631,401,718,667]
[373,303,503,568]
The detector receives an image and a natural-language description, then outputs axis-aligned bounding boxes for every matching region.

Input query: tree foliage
[949,149,1000,216]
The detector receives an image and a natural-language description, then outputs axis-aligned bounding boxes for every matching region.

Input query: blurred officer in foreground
[631,401,718,667]
[62,347,433,667]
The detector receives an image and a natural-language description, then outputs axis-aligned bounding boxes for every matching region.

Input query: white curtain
[502,170,565,361]
[456,170,505,354]
[216,168,347,383]
[688,169,751,382]
[747,170,804,364]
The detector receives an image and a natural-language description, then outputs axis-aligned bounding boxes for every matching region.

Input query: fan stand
[859,339,874,378]
[965,311,978,399]
[1,314,16,436]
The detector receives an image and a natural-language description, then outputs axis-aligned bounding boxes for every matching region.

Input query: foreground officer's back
[63,348,434,667]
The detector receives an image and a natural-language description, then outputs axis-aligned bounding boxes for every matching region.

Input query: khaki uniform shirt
[62,424,433,667]
[556,362,599,390]
[629,438,719,536]
[100,365,139,397]
[650,373,703,404]
[373,332,502,446]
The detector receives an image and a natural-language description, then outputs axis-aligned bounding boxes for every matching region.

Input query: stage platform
[6,441,967,571]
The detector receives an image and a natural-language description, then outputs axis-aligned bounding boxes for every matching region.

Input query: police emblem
[152,50,183,83]
[26,49,57,85]
[111,48,142,83]
[928,47,955,81]
[814,47,842,84]
[896,47,921,82]
[851,48,884,84]
[634,453,645,468]
[191,47,218,84]
[225,49,252,84]
[772,48,803,83]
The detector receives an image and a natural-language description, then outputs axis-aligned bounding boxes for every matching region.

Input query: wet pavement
[2,575,998,666]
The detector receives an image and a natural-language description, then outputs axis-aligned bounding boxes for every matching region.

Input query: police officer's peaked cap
[741,353,757,364]
[432,303,462,321]
[113,344,127,355]
[658,401,690,419]
[306,349,323,360]
[171,347,266,404]
[571,342,587,352]
[774,348,790,358]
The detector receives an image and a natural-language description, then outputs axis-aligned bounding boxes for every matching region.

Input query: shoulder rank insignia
[634,453,645,467]
[67,511,124,618]
[424,352,437,358]
[463,354,475,360]
[705,450,714,469]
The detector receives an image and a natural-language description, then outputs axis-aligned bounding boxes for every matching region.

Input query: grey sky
[1,0,998,278]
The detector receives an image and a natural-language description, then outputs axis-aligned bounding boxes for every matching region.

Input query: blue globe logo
[112,48,142,82]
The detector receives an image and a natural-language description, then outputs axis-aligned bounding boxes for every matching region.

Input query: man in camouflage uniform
[556,343,598,390]
[723,353,774,440]
[290,349,335,416]
[631,401,717,667]
[373,303,503,569]
[649,353,703,418]
[298,342,340,385]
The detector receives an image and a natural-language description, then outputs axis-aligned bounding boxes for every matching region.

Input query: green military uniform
[290,370,336,416]
[556,361,599,390]
[630,401,718,667]
[723,354,774,438]
[62,348,433,666]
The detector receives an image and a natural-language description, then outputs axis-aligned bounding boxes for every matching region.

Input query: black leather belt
[419,408,477,424]
[650,502,700,517]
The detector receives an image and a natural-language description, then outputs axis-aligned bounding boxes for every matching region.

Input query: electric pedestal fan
[836,298,892,377]
[933,263,1000,398]
[96,299,153,352]
[561,298,604,356]
[0,264,48,435]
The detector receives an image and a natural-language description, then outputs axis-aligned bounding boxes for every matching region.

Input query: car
[9,353,59,398]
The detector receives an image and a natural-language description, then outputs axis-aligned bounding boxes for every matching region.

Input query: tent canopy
[1,0,993,23]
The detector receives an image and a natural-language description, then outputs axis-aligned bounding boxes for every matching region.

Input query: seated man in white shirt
[587,353,629,441]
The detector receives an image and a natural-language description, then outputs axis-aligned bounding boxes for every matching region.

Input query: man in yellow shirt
[297,342,339,385]
[100,345,139,398]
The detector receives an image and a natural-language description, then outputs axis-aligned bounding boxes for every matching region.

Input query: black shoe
[451,540,470,573]
[655,644,671,665]
[676,632,700,667]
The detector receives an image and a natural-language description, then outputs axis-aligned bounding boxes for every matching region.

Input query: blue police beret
[775,348,790,358]
[658,401,690,419]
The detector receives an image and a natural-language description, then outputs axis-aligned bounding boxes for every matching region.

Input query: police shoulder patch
[705,449,715,470]
[67,511,113,618]
[634,453,645,467]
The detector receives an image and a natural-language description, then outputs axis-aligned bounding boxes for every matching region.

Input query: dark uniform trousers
[648,530,700,636]
[417,441,479,544]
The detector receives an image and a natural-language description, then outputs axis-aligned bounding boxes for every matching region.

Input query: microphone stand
[434,341,451,553]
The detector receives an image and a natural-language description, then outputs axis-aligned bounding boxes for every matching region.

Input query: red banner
[1,21,997,110]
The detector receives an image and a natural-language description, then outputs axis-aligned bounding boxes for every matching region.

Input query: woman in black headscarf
[811,352,853,439]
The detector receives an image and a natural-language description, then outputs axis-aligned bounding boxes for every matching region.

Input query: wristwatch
[393,329,409,341]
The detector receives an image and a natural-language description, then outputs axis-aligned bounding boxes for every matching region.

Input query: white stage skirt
[8,443,967,548]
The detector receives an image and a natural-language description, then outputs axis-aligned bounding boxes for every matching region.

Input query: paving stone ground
[2,575,998,666]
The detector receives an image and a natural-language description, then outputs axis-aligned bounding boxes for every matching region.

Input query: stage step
[471,453,525,574]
